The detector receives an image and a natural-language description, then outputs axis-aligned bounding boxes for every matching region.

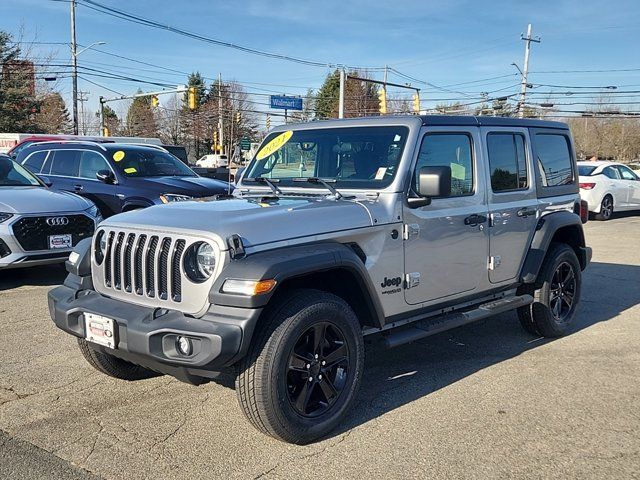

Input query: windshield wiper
[243,177,282,196]
[293,177,343,199]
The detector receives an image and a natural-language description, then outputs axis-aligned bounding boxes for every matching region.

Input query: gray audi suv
[0,156,101,269]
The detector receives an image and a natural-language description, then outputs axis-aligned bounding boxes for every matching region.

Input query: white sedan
[578,161,640,220]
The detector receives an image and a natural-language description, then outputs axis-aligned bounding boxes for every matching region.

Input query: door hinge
[403,223,420,240]
[488,255,501,271]
[405,272,420,289]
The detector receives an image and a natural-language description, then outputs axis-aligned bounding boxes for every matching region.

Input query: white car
[196,154,228,168]
[578,161,640,220]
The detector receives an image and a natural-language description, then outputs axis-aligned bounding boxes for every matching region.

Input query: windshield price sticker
[256,130,293,160]
[113,151,125,162]
[450,162,466,180]
[124,167,137,174]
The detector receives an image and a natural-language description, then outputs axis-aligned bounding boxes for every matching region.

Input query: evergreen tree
[315,70,340,119]
[34,92,71,133]
[125,89,158,137]
[96,105,121,136]
[0,31,40,132]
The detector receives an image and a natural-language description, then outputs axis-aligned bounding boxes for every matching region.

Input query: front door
[481,127,538,284]
[616,164,640,208]
[403,127,489,305]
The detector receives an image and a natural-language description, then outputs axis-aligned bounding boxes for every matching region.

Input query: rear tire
[517,243,582,337]
[235,289,364,444]
[77,338,158,381]
[594,195,613,221]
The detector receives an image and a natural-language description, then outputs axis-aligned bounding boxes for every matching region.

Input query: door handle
[464,214,487,226]
[517,207,536,218]
[73,184,83,192]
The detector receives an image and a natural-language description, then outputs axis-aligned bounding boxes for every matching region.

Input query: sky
[2,0,640,128]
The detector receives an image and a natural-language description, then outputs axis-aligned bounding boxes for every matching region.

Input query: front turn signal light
[221,279,277,296]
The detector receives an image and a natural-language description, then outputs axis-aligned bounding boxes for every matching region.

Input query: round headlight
[94,230,106,265]
[184,242,216,282]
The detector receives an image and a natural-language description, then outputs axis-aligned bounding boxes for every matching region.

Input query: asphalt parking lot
[1,215,639,480]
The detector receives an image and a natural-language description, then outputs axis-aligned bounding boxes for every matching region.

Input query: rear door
[481,127,537,284]
[601,166,628,207]
[46,149,81,193]
[402,126,490,305]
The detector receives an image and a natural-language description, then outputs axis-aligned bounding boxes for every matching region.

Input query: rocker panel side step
[383,294,533,349]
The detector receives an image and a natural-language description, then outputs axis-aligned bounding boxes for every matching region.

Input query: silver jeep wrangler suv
[49,115,591,444]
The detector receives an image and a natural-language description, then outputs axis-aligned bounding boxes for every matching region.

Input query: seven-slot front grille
[100,230,187,303]
[12,215,94,251]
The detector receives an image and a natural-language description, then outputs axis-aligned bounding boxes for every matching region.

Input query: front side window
[0,157,41,186]
[50,150,81,177]
[487,133,528,192]
[244,126,409,189]
[79,151,110,179]
[617,165,639,180]
[414,133,473,196]
[23,150,48,173]
[535,134,574,187]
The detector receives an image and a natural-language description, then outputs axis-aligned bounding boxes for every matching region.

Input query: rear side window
[603,166,621,180]
[23,150,48,173]
[415,134,474,196]
[79,151,110,179]
[487,133,528,192]
[535,134,574,187]
[50,150,81,177]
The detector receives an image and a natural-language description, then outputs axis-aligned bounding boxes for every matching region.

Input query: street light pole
[70,0,78,135]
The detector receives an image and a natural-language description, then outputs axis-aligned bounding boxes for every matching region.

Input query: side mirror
[96,169,115,184]
[407,166,452,208]
[39,175,53,187]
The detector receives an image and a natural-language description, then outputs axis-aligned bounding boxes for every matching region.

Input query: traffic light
[102,126,109,137]
[213,130,218,147]
[151,95,159,108]
[236,111,241,123]
[412,92,420,113]
[265,115,271,130]
[188,87,196,110]
[378,87,387,114]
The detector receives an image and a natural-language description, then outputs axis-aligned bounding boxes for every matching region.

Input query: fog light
[176,336,192,356]
[68,251,80,265]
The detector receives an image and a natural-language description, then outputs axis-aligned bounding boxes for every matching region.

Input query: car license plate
[49,234,72,249]
[84,313,116,349]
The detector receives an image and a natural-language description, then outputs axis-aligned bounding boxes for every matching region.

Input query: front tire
[517,243,582,337]
[594,195,613,221]
[235,289,364,444]
[77,338,158,380]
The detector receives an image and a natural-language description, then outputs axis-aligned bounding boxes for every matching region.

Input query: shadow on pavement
[0,264,67,291]
[328,261,640,438]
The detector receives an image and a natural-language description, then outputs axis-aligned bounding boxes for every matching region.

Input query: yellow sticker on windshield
[450,163,466,180]
[113,150,125,162]
[256,131,293,160]
[124,167,137,174]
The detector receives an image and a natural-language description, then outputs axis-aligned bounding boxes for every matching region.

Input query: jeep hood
[106,196,374,249]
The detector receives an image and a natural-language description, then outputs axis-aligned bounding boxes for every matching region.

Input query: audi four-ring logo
[46,217,69,226]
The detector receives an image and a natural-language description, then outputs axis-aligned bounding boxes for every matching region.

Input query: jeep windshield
[244,126,409,189]
[109,148,197,178]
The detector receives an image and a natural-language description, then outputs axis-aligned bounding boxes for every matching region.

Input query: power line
[75,0,385,70]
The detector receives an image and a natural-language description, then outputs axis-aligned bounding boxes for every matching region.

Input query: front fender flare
[209,242,385,328]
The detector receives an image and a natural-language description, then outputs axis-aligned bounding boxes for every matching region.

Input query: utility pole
[218,72,224,155]
[517,24,540,118]
[70,0,78,134]
[338,68,345,119]
[78,91,89,134]
[99,96,105,136]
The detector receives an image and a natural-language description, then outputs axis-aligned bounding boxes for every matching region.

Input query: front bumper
[48,278,262,384]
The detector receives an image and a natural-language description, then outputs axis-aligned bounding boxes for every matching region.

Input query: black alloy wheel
[286,322,349,417]
[549,261,576,323]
